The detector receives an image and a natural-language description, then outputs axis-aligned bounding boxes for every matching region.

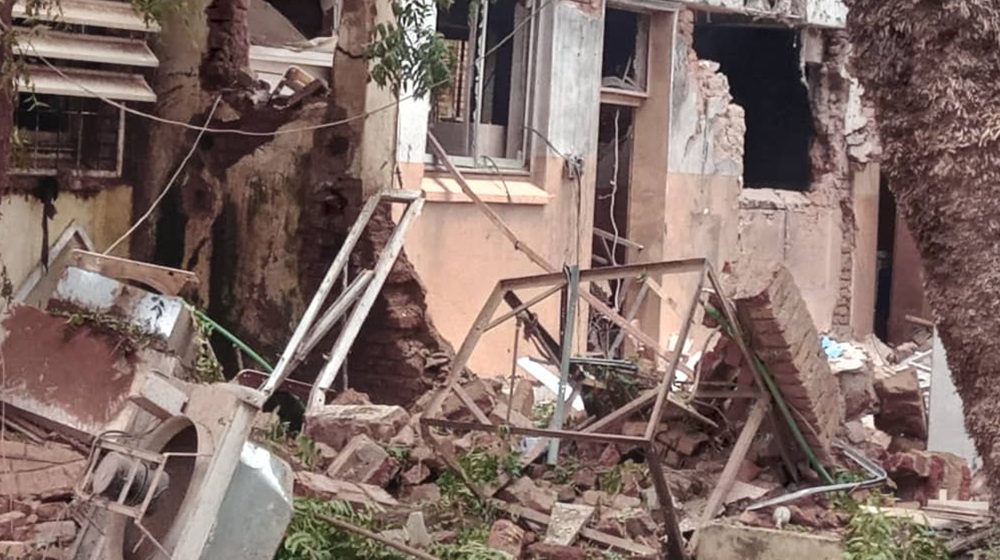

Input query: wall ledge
[417,176,551,206]
[739,188,813,210]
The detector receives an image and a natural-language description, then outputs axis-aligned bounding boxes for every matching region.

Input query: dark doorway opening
[874,176,896,340]
[693,23,814,191]
[589,104,634,357]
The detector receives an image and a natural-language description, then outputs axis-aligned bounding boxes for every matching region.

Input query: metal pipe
[745,440,886,511]
[547,265,579,464]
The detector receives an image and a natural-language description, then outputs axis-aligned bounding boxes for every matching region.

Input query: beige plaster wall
[737,189,842,333]
[399,181,580,375]
[850,163,880,338]
[0,187,133,294]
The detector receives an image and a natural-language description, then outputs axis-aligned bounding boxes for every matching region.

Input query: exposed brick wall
[807,30,854,332]
[730,262,844,462]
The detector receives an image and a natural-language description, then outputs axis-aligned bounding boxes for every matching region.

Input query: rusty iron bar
[421,417,650,446]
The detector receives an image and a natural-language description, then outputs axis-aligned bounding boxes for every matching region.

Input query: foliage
[276,498,509,560]
[842,493,949,560]
[531,401,556,428]
[53,306,163,356]
[436,447,504,525]
[252,413,321,470]
[597,460,648,495]
[189,306,224,383]
[365,0,456,99]
[276,499,404,560]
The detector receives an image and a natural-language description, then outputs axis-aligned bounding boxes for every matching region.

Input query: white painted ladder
[259,189,425,411]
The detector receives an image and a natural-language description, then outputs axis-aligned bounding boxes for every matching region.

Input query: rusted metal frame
[452,385,492,424]
[421,417,649,446]
[485,283,563,333]
[496,258,707,292]
[692,389,764,399]
[582,387,718,436]
[424,284,508,420]
[308,196,426,411]
[609,277,651,355]
[262,191,383,399]
[688,396,771,552]
[503,291,561,364]
[645,442,690,560]
[644,263,708,441]
[429,134,700,372]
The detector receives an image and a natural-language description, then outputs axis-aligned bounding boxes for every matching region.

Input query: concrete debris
[544,503,594,546]
[325,434,400,487]
[873,365,928,444]
[305,404,411,450]
[0,253,984,560]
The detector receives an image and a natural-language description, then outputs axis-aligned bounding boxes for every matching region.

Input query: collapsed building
[0,0,988,559]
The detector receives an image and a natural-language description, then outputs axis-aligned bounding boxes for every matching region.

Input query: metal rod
[548,265,579,464]
[484,283,563,332]
[262,192,383,397]
[307,197,426,411]
[609,279,650,355]
[644,266,706,442]
[593,227,644,251]
[645,444,690,560]
[317,514,442,560]
[295,270,374,363]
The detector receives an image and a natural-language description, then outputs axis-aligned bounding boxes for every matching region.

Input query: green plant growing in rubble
[277,498,508,560]
[190,308,224,383]
[842,492,948,560]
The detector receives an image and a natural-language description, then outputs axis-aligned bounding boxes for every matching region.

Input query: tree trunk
[845,1,1000,507]
[0,0,17,195]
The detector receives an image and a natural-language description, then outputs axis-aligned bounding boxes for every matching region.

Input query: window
[426,0,533,169]
[693,22,814,190]
[14,93,124,177]
[601,9,649,94]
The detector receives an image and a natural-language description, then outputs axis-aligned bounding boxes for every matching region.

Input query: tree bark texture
[845,0,1000,508]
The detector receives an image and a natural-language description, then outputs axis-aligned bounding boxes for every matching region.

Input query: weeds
[843,492,948,560]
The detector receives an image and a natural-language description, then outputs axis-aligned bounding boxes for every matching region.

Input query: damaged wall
[667,13,872,335]
[0,188,133,295]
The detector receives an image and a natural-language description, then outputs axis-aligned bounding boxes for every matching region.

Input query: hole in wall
[602,9,648,92]
[693,20,814,191]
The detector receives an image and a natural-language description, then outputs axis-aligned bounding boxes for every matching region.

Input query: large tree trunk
[845,1,1000,507]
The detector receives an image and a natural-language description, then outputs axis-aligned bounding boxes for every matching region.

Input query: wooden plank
[689,397,770,552]
[69,249,198,296]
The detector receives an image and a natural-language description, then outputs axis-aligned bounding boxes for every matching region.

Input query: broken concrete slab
[305,404,410,450]
[325,434,399,488]
[883,449,971,502]
[405,511,431,548]
[544,503,594,546]
[694,522,843,560]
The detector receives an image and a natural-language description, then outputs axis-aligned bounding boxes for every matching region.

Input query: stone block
[695,522,843,560]
[525,542,587,560]
[488,519,526,558]
[499,477,558,513]
[305,404,410,450]
[544,503,594,546]
[884,450,971,502]
[325,435,399,488]
[293,471,398,508]
[874,366,927,441]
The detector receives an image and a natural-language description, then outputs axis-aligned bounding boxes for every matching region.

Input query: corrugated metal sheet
[16,28,159,68]
[20,65,156,102]
[14,0,159,32]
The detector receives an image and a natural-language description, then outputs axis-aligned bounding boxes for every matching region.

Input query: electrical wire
[102,95,222,255]
[15,0,554,138]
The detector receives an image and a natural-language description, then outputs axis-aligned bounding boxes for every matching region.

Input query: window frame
[12,93,127,179]
[424,0,537,172]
